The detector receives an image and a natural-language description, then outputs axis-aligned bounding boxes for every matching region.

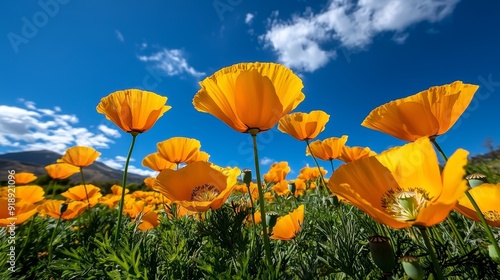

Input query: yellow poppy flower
[263,161,291,183]
[0,199,38,226]
[38,200,87,220]
[154,161,240,212]
[278,110,330,141]
[12,172,37,185]
[13,185,45,204]
[455,183,500,227]
[193,62,305,133]
[328,137,468,229]
[61,146,101,167]
[45,163,80,179]
[362,81,479,142]
[270,205,305,240]
[306,135,348,161]
[338,146,376,163]
[157,137,204,165]
[142,152,177,171]
[61,184,102,207]
[96,89,171,134]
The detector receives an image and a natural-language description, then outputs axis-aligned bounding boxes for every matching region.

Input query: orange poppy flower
[270,205,305,240]
[154,161,240,212]
[142,152,177,171]
[96,89,171,134]
[61,184,102,207]
[297,165,327,181]
[328,137,468,229]
[138,211,160,231]
[157,137,205,165]
[306,135,348,161]
[271,180,291,196]
[278,110,330,141]
[193,62,305,133]
[263,161,291,183]
[13,186,45,204]
[12,172,37,185]
[143,177,156,189]
[338,146,377,163]
[38,200,87,220]
[0,199,38,226]
[362,81,479,141]
[60,146,101,167]
[455,183,500,227]
[45,163,80,179]
[111,185,129,196]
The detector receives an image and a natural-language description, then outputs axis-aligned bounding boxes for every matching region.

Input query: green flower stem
[418,227,445,280]
[48,216,63,264]
[79,167,90,209]
[329,159,335,174]
[431,138,500,261]
[464,189,500,258]
[249,129,273,267]
[245,183,256,227]
[16,214,36,262]
[430,137,448,162]
[305,139,327,188]
[446,216,468,254]
[49,180,57,198]
[113,133,138,245]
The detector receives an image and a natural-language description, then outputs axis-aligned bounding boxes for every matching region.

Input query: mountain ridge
[0,150,147,184]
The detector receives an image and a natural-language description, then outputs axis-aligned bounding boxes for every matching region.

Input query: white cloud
[101,156,156,177]
[115,30,124,42]
[260,0,460,72]
[128,165,158,177]
[98,124,121,138]
[245,13,254,25]
[260,156,274,165]
[137,48,206,79]
[0,102,114,154]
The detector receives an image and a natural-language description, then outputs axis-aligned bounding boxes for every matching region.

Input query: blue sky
[1,0,499,178]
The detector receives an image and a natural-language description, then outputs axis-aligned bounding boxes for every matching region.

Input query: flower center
[484,210,500,222]
[191,184,220,202]
[381,187,430,222]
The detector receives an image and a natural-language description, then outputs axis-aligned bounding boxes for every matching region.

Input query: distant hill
[0,150,146,185]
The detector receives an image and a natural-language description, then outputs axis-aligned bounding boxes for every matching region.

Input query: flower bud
[368,235,396,274]
[288,181,296,194]
[465,173,487,188]
[242,169,252,186]
[266,211,279,230]
[400,256,424,280]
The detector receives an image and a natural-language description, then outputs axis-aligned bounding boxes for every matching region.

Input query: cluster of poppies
[2,62,499,276]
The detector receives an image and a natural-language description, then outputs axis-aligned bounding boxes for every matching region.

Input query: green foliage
[2,159,500,279]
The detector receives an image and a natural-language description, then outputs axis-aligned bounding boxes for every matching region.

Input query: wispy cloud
[245,13,254,25]
[0,100,113,154]
[137,47,205,79]
[260,156,274,165]
[115,30,124,42]
[260,0,460,72]
[98,124,121,138]
[100,156,155,177]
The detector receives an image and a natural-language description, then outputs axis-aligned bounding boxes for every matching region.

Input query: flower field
[1,62,500,279]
